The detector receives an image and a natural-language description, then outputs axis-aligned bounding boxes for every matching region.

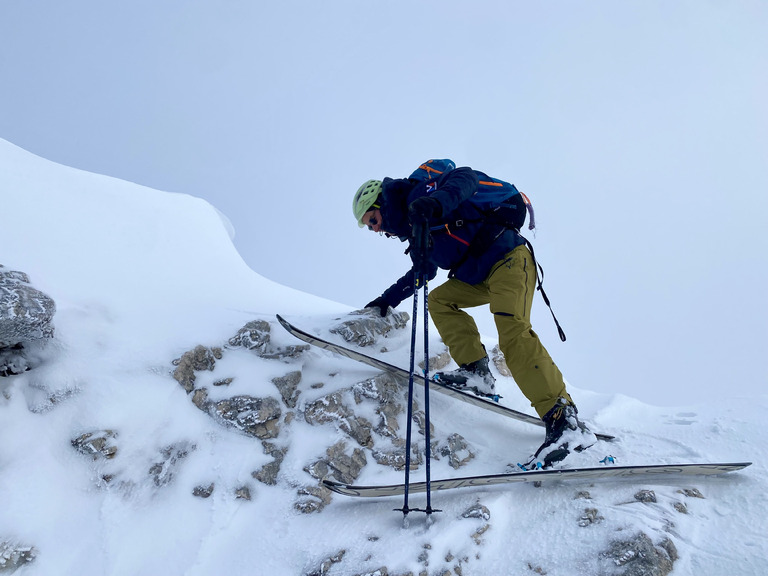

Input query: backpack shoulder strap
[409,159,456,181]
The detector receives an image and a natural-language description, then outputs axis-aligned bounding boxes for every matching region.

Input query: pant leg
[428,278,489,366]
[488,245,572,417]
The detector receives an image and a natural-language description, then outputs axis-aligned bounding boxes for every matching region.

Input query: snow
[1,138,766,575]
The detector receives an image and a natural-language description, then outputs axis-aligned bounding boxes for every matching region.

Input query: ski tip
[275,314,296,332]
[321,478,351,495]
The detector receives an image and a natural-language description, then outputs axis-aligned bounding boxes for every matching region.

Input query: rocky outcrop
[601,532,678,576]
[272,370,302,408]
[0,265,56,347]
[166,313,475,520]
[11,301,710,575]
[252,441,287,486]
[169,318,314,502]
[0,541,36,573]
[71,430,119,460]
[353,373,405,438]
[0,345,27,378]
[149,442,196,488]
[304,391,373,448]
[172,339,288,440]
[302,502,492,576]
[227,319,308,359]
[212,395,282,439]
[0,265,56,376]
[172,345,222,393]
[306,441,367,485]
[440,432,475,469]
[172,318,314,443]
[329,310,409,348]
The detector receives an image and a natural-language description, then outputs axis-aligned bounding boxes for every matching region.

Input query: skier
[352,162,597,467]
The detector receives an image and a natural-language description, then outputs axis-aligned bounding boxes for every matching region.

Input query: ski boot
[434,356,500,401]
[521,398,597,469]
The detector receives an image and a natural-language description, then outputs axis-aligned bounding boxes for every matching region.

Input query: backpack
[410,160,563,340]
[409,159,535,231]
[412,159,563,340]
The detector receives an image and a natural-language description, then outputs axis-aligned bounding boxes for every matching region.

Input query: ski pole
[397,220,440,520]
[419,224,439,517]
[422,264,435,516]
[396,265,420,519]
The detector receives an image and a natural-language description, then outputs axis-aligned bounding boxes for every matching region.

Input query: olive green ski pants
[428,244,572,418]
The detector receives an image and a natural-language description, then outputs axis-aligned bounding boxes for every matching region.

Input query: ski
[276,314,614,441]
[322,462,752,498]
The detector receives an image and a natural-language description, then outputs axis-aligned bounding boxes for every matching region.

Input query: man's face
[362,208,384,233]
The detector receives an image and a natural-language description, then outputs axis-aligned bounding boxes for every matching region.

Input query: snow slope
[1,138,766,576]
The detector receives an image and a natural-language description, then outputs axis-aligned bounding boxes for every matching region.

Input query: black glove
[365,296,390,317]
[410,220,431,280]
[408,196,442,225]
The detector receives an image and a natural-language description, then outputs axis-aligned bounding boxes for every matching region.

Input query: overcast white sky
[2,0,766,406]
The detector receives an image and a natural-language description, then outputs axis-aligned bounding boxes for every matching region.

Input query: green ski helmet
[352,179,383,227]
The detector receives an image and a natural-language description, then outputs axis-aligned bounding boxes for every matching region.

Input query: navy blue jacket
[376,166,524,309]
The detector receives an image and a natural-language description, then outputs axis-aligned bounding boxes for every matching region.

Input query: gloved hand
[410,220,431,280]
[408,196,442,225]
[365,296,390,317]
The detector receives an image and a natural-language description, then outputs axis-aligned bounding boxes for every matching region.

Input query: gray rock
[193,483,215,498]
[0,265,56,349]
[0,541,37,572]
[329,310,409,347]
[372,443,422,471]
[172,345,222,393]
[601,532,677,576]
[300,442,367,513]
[634,489,657,503]
[71,430,119,460]
[471,524,490,545]
[678,488,704,499]
[305,550,346,576]
[228,319,308,359]
[354,569,388,576]
[252,442,287,486]
[419,348,452,373]
[440,433,475,469]
[411,409,434,439]
[260,344,310,360]
[306,441,367,484]
[578,507,604,527]
[149,442,195,487]
[191,387,209,411]
[228,319,271,353]
[353,373,405,439]
[294,484,333,514]
[461,503,491,521]
[272,370,302,408]
[212,395,282,439]
[304,391,373,448]
[0,344,28,377]
[25,382,81,414]
[235,485,252,500]
[673,502,688,514]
